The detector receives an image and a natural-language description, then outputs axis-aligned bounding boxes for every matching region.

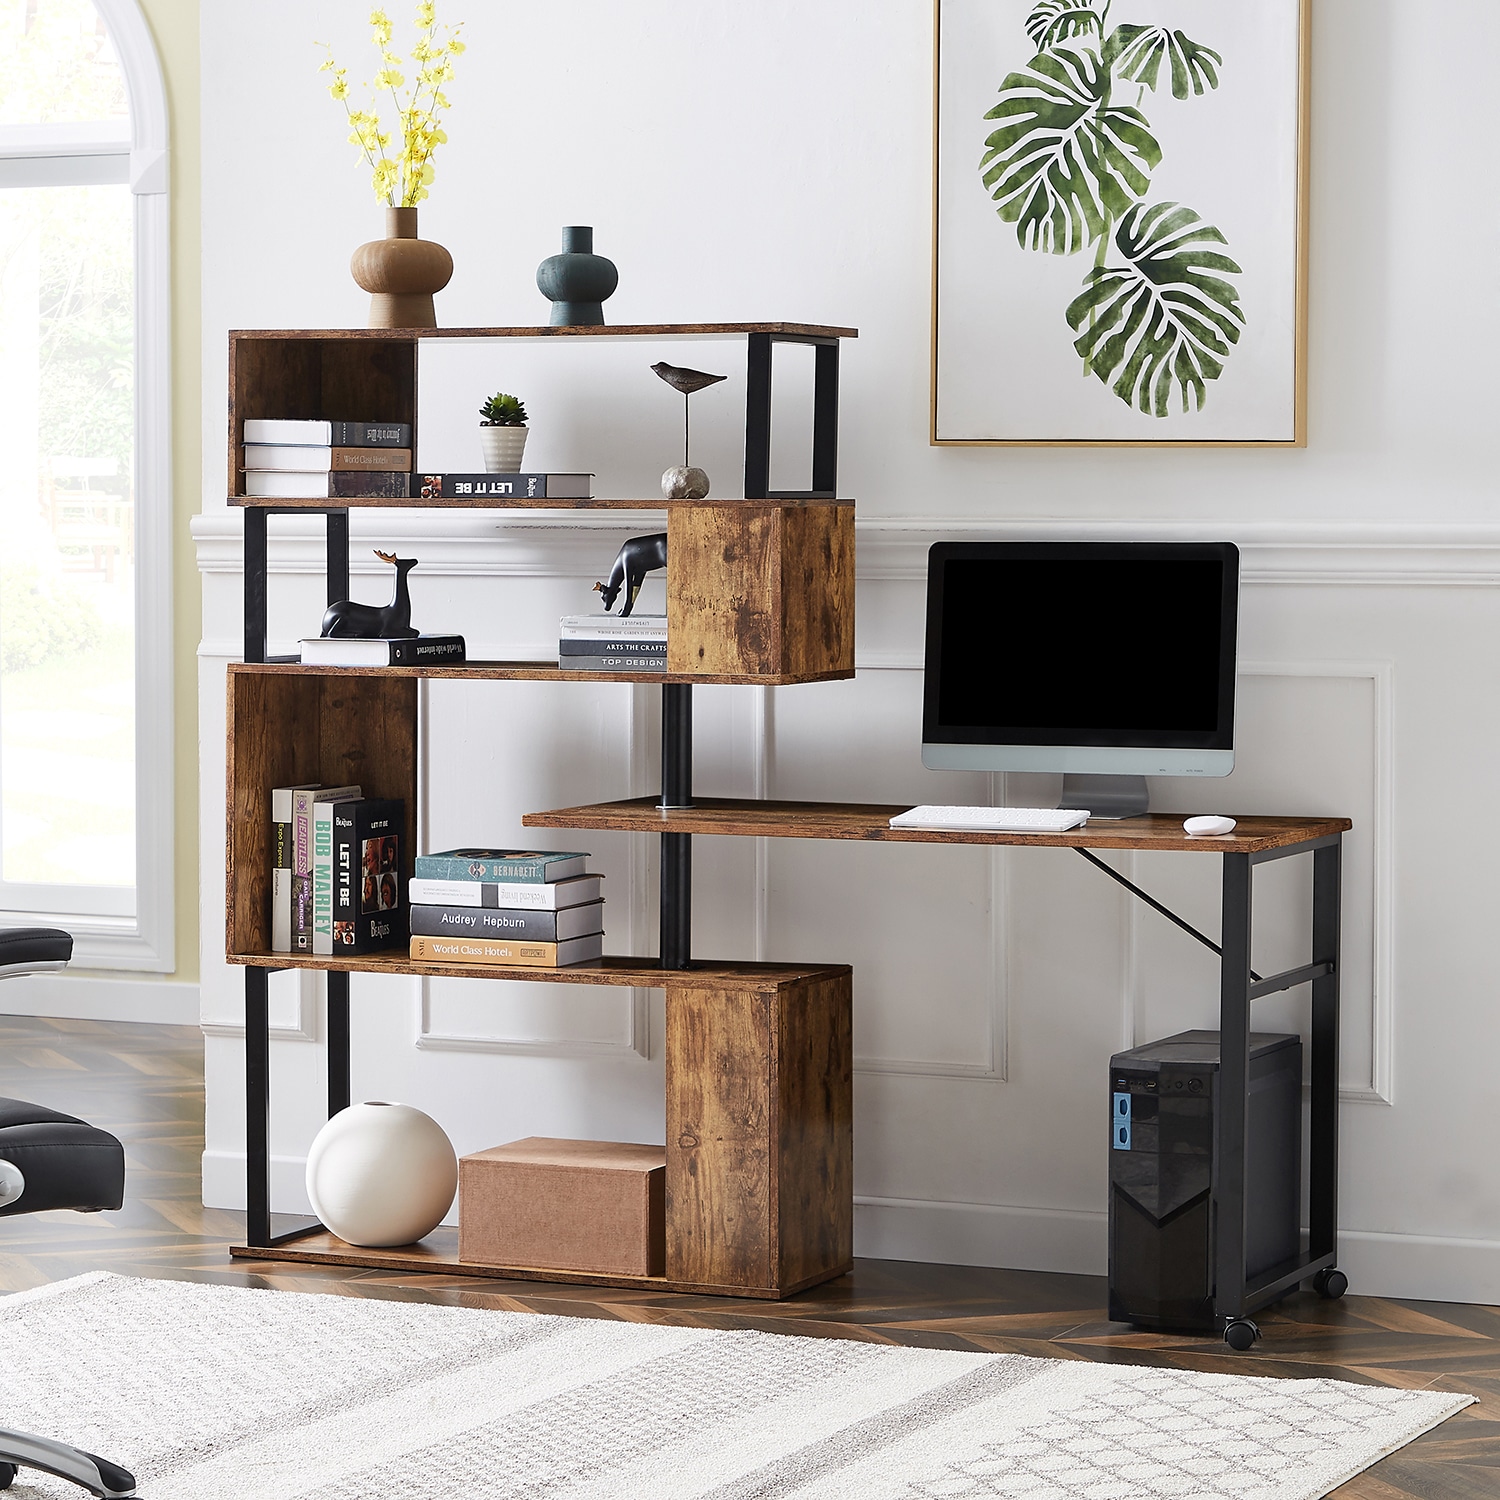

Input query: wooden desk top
[523,798,1351,854]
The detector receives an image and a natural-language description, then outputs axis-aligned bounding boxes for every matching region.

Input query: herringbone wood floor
[0,1014,1493,1497]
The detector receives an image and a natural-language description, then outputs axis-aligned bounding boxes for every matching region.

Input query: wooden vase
[350,206,454,329]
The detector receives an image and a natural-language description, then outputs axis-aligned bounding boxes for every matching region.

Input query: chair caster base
[1313,1267,1348,1300]
[0,1461,14,1489]
[1223,1318,1260,1352]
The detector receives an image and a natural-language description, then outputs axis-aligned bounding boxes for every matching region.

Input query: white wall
[196,0,1500,1302]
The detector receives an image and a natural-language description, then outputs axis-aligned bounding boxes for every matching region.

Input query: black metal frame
[1078,834,1342,1330]
[743,332,840,500]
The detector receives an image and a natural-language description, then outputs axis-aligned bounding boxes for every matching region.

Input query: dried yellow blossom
[318,5,464,207]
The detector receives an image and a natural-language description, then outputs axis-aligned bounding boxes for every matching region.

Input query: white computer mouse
[1183,815,1237,837]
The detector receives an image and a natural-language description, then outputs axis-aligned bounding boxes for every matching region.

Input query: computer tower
[1108,1030,1301,1331]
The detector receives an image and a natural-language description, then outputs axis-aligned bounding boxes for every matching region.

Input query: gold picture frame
[931,0,1311,447]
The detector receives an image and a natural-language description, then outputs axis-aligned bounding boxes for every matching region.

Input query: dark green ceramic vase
[535,226,619,327]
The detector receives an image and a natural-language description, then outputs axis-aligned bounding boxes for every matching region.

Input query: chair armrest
[0,927,72,977]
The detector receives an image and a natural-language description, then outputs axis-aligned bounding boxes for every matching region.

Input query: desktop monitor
[922,541,1239,811]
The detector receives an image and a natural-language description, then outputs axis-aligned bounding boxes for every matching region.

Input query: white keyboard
[889,805,1090,833]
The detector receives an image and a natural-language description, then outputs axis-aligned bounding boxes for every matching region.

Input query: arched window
[0,0,171,969]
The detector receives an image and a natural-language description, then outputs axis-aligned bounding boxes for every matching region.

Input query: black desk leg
[325,509,350,608]
[244,967,271,1247]
[327,971,351,1119]
[1214,852,1253,1323]
[1309,837,1342,1264]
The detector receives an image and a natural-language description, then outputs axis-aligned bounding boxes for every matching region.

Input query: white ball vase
[305,1102,457,1248]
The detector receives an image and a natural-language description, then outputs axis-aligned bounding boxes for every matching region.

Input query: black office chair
[0,929,136,1499]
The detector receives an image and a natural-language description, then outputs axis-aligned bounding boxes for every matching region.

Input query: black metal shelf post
[659,683,694,969]
[743,332,841,501]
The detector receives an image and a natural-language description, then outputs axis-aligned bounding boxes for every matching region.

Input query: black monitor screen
[924,543,1238,749]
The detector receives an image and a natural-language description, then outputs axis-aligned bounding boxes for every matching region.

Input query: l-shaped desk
[527,799,1352,1339]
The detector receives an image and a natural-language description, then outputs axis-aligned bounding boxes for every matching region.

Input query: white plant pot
[480,424,528,472]
[305,1101,457,1247]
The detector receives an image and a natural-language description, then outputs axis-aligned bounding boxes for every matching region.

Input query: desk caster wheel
[0,1461,15,1489]
[1314,1267,1348,1300]
[1224,1319,1260,1352]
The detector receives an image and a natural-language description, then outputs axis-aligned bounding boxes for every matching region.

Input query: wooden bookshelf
[226,322,858,1300]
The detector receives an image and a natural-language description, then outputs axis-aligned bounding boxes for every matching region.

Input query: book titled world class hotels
[409,933,605,968]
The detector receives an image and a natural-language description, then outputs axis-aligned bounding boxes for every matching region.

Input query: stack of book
[407,848,605,967]
[559,614,667,673]
[243,419,412,499]
[270,784,405,955]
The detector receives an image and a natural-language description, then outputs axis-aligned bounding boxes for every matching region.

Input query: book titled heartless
[243,419,412,447]
[299,635,466,667]
[244,470,411,499]
[417,473,593,501]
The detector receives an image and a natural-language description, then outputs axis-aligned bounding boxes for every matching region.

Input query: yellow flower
[329,79,350,99]
[415,1,437,24]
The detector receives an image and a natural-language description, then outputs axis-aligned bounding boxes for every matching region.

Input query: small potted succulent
[479,391,528,472]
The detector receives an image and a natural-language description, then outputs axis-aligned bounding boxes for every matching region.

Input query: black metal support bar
[743,333,773,500]
[267,1223,326,1248]
[243,507,268,664]
[1074,848,1263,983]
[327,970,350,1119]
[1249,960,1333,1001]
[660,683,694,969]
[811,340,840,497]
[325,509,350,607]
[1213,853,1254,1322]
[1246,1250,1337,1306]
[244,967,271,1247]
[1308,836,1342,1263]
[1248,833,1343,865]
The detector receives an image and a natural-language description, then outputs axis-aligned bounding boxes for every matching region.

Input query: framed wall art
[932,0,1310,446]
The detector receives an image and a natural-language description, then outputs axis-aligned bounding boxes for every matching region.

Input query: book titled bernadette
[299,635,466,666]
[413,849,589,883]
[409,933,605,967]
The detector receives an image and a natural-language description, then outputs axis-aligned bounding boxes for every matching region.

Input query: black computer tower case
[1108,1029,1301,1331]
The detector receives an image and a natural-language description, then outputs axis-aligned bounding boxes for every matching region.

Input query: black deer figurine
[595,532,667,618]
[321,551,419,638]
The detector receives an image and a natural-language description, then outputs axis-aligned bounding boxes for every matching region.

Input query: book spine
[412,856,572,882]
[416,473,592,500]
[558,639,667,656]
[409,904,564,942]
[407,878,571,909]
[388,636,466,664]
[333,807,357,953]
[559,656,667,673]
[329,470,411,498]
[409,934,600,967]
[330,446,413,469]
[291,790,316,952]
[312,804,338,955]
[329,421,412,447]
[271,819,292,952]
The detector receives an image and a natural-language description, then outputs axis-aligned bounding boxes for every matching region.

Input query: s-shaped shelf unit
[225,323,860,1299]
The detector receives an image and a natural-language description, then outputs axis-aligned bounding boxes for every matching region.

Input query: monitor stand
[1061,774,1149,820]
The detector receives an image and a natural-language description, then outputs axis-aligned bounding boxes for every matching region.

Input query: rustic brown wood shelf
[230,494,854,510]
[228,948,850,990]
[233,322,859,341]
[523,797,1353,855]
[234,660,852,687]
[228,1226,849,1300]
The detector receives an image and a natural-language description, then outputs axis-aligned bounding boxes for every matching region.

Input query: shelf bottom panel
[229,1229,849,1301]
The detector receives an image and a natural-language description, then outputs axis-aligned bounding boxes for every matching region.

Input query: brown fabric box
[459,1137,666,1276]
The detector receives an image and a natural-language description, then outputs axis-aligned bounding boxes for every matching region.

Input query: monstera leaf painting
[933,0,1308,443]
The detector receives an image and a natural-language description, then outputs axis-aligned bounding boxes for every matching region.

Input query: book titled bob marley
[331,798,406,954]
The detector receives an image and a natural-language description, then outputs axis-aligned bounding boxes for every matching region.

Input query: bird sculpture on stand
[651,361,727,499]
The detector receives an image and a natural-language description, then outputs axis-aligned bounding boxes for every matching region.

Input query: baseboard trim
[854,1195,1108,1278]
[0,973,199,1026]
[202,1148,314,1216]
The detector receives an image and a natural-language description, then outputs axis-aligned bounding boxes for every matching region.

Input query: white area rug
[0,1274,1471,1499]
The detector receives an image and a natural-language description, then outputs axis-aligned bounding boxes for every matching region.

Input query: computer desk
[530,798,1353,1341]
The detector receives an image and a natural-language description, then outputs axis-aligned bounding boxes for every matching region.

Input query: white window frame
[0,0,173,970]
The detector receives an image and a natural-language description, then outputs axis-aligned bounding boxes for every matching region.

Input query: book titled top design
[417,473,594,501]
[243,419,411,447]
[413,849,590,883]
